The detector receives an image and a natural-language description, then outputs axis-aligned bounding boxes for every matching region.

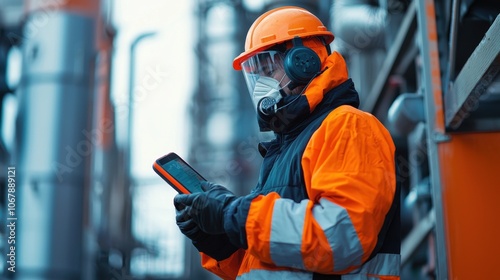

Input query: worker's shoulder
[320,104,390,135]
[326,104,378,123]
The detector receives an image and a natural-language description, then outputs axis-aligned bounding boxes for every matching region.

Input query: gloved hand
[174,197,240,261]
[175,205,208,242]
[173,181,236,234]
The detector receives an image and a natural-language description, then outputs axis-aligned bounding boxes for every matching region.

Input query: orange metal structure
[440,132,500,279]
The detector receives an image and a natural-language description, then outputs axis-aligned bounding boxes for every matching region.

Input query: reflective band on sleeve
[269,199,309,269]
[364,253,400,275]
[237,269,313,280]
[341,253,400,279]
[312,198,363,271]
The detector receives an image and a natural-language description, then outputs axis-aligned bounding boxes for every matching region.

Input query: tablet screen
[161,158,204,193]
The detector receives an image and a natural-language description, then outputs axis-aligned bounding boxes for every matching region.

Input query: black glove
[174,194,239,261]
[173,181,236,234]
[175,206,208,242]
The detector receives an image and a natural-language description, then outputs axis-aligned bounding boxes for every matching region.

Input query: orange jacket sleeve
[200,249,246,280]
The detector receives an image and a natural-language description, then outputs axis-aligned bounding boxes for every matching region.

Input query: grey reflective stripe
[269,198,363,271]
[312,198,363,271]
[235,254,400,280]
[237,269,313,280]
[270,199,308,269]
[341,253,401,280]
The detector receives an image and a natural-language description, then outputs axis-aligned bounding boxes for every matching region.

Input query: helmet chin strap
[280,80,293,96]
[276,72,292,97]
[275,70,300,94]
[285,80,298,91]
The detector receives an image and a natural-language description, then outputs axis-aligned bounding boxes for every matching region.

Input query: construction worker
[174,6,400,279]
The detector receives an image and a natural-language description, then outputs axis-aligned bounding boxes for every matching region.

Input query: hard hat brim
[233,32,334,70]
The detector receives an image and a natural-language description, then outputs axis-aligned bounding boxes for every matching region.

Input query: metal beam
[361,1,417,113]
[445,15,500,129]
[416,0,449,278]
[401,209,435,265]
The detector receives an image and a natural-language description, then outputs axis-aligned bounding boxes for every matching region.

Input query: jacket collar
[289,78,359,135]
[258,79,360,157]
[259,52,358,134]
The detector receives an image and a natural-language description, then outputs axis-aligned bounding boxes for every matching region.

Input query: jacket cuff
[223,194,258,249]
[192,234,238,261]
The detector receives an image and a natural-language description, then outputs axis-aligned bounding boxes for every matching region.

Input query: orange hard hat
[233,6,334,70]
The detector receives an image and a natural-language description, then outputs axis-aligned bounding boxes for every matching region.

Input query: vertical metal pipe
[446,0,461,91]
[15,1,98,278]
[122,31,155,274]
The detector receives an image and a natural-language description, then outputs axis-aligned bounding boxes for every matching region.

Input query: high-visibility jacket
[196,52,400,279]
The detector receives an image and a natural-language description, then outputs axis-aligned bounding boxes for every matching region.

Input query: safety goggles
[241,51,286,96]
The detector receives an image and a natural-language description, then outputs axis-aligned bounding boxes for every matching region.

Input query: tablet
[152,152,206,194]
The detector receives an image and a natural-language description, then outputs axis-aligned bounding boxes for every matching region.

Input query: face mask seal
[241,51,288,105]
[241,50,306,133]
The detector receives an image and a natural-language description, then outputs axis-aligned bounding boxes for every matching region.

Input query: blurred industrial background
[0,0,499,279]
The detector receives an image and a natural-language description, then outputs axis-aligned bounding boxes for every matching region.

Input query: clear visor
[241,51,286,95]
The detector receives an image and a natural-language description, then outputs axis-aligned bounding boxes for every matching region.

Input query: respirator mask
[241,51,290,113]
